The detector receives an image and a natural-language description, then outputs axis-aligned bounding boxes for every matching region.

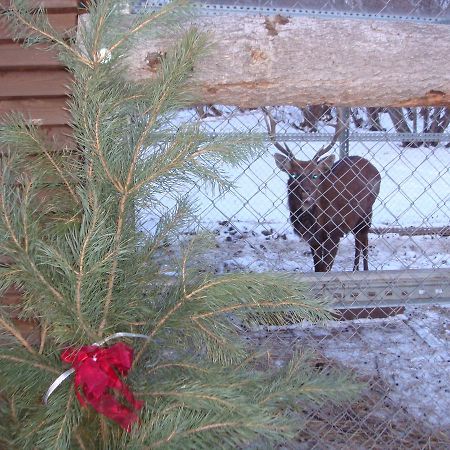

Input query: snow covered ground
[143,107,450,273]
[246,303,450,435]
[193,221,450,274]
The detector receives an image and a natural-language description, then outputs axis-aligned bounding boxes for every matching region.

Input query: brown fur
[275,155,381,272]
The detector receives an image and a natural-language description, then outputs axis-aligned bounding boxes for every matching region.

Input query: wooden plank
[334,306,405,321]
[0,97,70,125]
[20,125,74,149]
[0,70,72,98]
[0,11,77,40]
[0,0,79,11]
[0,43,61,69]
[0,255,13,266]
[36,124,75,147]
[0,125,75,155]
[0,285,40,344]
[1,285,23,306]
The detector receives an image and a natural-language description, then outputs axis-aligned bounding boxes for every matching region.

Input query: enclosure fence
[136,1,450,448]
[143,105,450,303]
[140,104,450,448]
[141,0,450,23]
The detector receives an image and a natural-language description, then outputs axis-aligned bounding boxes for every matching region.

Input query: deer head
[262,106,348,162]
[262,106,345,208]
[274,154,335,208]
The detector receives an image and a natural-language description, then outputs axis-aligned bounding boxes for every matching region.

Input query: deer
[263,107,381,272]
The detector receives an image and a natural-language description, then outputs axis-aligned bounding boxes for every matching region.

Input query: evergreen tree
[0,1,360,448]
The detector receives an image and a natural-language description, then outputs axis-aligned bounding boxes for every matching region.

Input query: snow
[323,306,450,430]
[246,304,450,431]
[196,222,450,273]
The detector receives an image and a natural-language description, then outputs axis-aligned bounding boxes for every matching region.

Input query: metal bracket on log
[141,1,450,25]
[296,268,450,319]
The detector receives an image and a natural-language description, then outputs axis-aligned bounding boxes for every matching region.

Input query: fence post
[339,107,350,158]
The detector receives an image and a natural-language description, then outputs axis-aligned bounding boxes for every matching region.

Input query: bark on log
[126,14,450,108]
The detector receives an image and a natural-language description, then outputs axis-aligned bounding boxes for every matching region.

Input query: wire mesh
[139,104,450,448]
[141,106,450,275]
[134,2,450,447]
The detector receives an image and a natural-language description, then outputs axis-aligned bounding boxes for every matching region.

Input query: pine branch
[98,195,127,334]
[74,432,88,450]
[0,117,80,205]
[0,1,362,447]
[0,185,66,306]
[98,28,208,334]
[93,110,124,192]
[54,392,76,449]
[0,352,59,375]
[107,0,189,54]
[148,420,243,449]
[133,276,237,366]
[146,362,209,376]
[131,406,295,450]
[39,321,49,354]
[74,193,103,340]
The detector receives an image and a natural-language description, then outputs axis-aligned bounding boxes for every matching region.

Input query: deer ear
[318,155,335,173]
[274,154,293,173]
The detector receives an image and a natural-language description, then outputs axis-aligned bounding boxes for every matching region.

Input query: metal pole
[339,107,350,158]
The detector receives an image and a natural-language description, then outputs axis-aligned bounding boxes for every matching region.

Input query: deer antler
[313,107,349,161]
[261,107,295,159]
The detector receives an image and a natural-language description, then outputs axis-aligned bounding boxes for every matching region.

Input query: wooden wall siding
[0,12,78,40]
[0,43,61,69]
[0,98,71,124]
[0,0,79,340]
[0,0,76,133]
[0,1,79,11]
[1,71,72,98]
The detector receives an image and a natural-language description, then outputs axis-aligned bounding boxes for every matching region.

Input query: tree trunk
[386,108,423,147]
[366,108,384,131]
[298,105,331,131]
[424,107,450,146]
[125,14,450,108]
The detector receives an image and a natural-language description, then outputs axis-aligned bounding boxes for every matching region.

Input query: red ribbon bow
[61,342,143,431]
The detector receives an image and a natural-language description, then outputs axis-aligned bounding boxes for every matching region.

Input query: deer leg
[355,230,369,271]
[311,245,325,272]
[362,232,369,271]
[354,234,362,271]
[322,235,339,272]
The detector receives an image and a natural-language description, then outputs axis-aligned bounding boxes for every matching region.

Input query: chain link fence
[140,104,450,448]
[142,105,450,276]
[136,1,450,447]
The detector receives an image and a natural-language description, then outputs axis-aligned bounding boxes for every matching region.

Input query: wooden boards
[0,0,78,341]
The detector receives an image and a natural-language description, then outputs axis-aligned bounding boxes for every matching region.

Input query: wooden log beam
[126,14,450,107]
